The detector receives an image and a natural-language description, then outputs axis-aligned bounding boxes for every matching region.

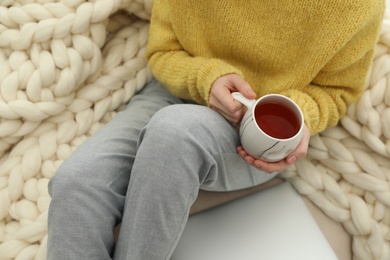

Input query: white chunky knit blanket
[0,1,389,259]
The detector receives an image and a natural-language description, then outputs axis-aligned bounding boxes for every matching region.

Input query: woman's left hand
[237,124,311,173]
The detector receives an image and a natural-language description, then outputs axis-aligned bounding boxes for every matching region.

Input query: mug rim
[250,94,304,141]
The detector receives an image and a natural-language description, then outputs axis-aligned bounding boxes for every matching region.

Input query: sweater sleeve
[145,0,243,105]
[280,9,383,135]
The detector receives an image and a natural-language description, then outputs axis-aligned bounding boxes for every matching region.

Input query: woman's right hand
[209,74,256,125]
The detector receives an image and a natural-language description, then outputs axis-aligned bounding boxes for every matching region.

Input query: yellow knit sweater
[146,0,384,134]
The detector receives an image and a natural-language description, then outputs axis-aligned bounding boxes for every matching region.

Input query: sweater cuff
[190,59,243,105]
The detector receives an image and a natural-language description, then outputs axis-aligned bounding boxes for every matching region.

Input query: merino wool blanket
[0,1,389,259]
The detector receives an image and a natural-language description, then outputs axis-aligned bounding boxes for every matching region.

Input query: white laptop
[171,182,337,260]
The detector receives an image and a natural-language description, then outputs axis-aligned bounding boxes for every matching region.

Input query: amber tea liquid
[254,102,300,139]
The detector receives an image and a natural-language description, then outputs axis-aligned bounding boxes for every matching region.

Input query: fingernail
[288,155,297,164]
[247,90,256,97]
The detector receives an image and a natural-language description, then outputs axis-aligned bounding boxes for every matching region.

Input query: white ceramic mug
[232,92,304,162]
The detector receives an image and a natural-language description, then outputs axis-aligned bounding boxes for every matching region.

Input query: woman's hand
[237,124,311,173]
[209,74,256,125]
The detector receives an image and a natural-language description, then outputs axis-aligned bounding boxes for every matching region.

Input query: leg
[47,80,182,259]
[113,104,278,260]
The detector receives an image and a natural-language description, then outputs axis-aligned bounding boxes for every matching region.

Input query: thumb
[232,76,256,99]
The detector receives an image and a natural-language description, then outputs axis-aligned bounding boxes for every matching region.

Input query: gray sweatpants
[47,79,278,260]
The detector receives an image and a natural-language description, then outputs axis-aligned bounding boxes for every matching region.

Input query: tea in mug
[254,102,300,139]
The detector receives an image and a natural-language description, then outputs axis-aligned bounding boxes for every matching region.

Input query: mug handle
[231,92,256,109]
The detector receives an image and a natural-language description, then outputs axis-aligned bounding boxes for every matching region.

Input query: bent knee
[146,104,218,135]
[48,162,82,197]
[147,104,236,141]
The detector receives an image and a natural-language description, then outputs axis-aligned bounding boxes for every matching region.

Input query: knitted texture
[146,0,384,135]
[0,1,388,259]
